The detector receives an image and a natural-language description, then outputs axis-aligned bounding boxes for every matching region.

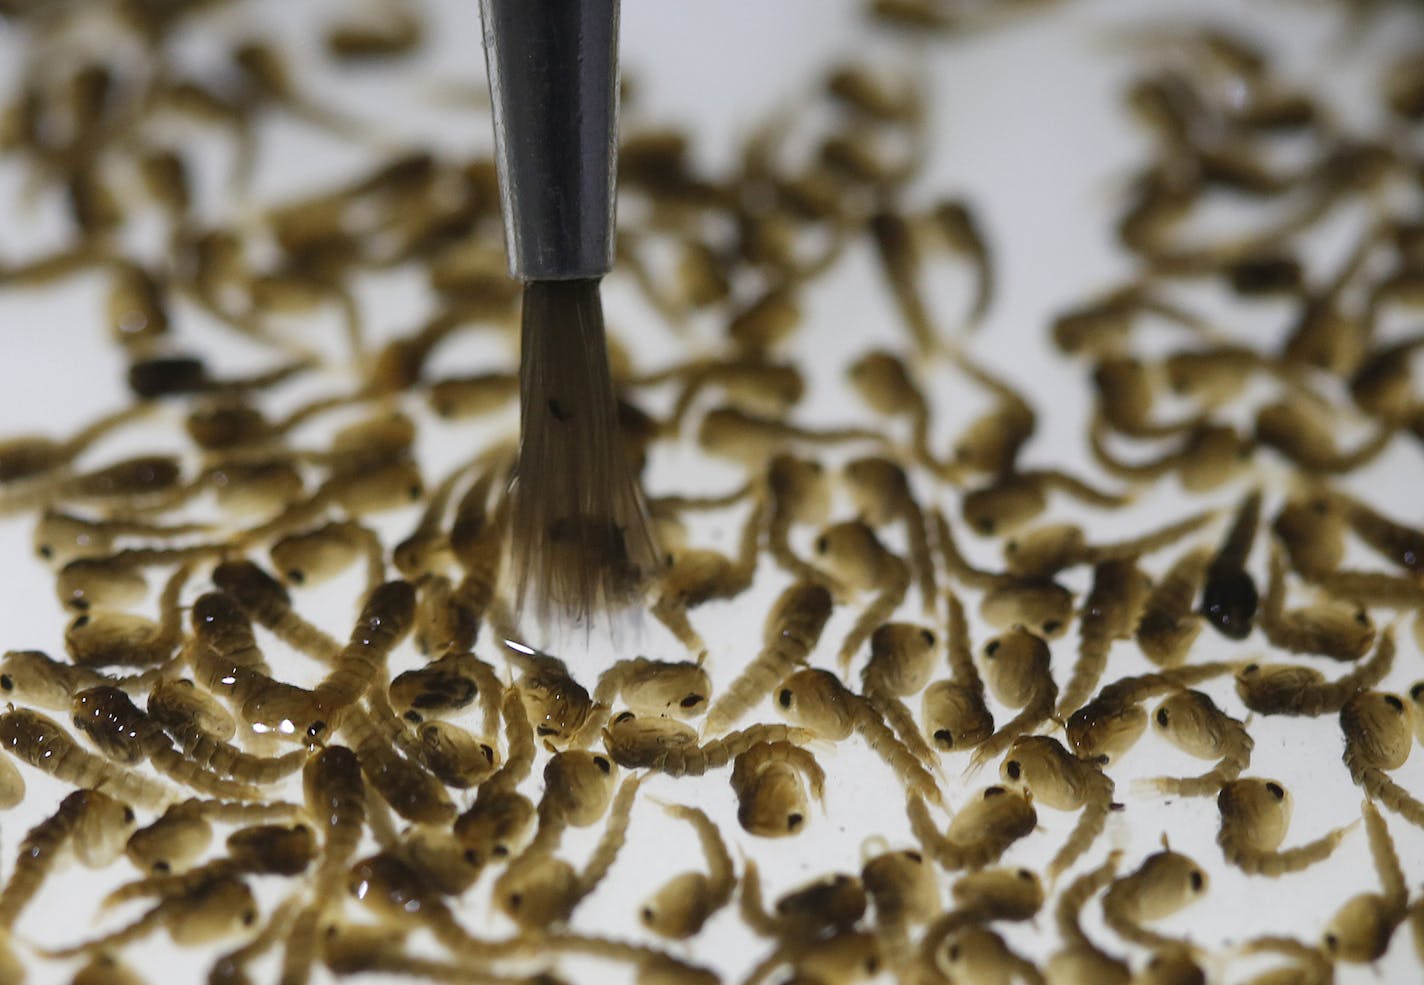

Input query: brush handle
[480,0,620,280]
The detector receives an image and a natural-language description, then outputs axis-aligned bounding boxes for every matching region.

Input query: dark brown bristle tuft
[509,278,660,626]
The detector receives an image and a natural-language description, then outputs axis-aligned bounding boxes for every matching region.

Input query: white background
[0,0,1422,982]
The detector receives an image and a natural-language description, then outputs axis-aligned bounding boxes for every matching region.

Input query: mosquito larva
[1093,355,1198,439]
[1058,560,1152,718]
[270,520,384,588]
[653,500,763,654]
[1236,626,1396,717]
[1136,547,1211,667]
[845,351,936,473]
[1000,735,1114,881]
[812,520,910,668]
[935,510,1075,637]
[71,686,263,801]
[1340,690,1424,828]
[410,573,478,657]
[1272,494,1347,579]
[1163,344,1273,407]
[937,867,1045,947]
[1216,778,1352,876]
[958,469,1129,539]
[390,650,500,725]
[732,739,825,837]
[1138,689,1253,797]
[596,657,713,719]
[1322,799,1408,962]
[104,823,314,912]
[906,787,1036,871]
[763,455,838,593]
[862,847,940,939]
[1002,512,1205,579]
[968,626,1059,772]
[1200,488,1261,640]
[697,406,880,468]
[64,561,188,671]
[1260,546,1375,661]
[498,776,641,931]
[0,790,97,928]
[507,648,596,748]
[945,350,1034,478]
[921,588,994,755]
[55,556,148,612]
[33,510,209,568]
[391,459,475,580]
[1092,420,1254,493]
[640,803,734,938]
[0,707,176,809]
[843,456,936,612]
[126,801,214,875]
[1255,397,1393,475]
[1101,843,1209,951]
[310,579,417,720]
[925,921,1042,985]
[1047,852,1131,985]
[704,581,834,736]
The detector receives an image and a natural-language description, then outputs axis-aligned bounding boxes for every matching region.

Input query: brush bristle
[508,278,660,627]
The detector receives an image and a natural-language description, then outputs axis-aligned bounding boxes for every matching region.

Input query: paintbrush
[480,0,658,628]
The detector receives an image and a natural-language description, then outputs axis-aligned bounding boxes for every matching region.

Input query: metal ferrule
[480,0,620,280]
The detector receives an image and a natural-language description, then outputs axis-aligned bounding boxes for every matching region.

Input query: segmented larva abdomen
[1223,827,1348,877]
[0,793,83,929]
[1049,802,1109,884]
[1058,614,1112,719]
[168,723,296,785]
[150,746,263,801]
[838,564,908,667]
[854,701,941,804]
[659,724,804,777]
[906,795,968,871]
[705,645,807,736]
[867,688,939,773]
